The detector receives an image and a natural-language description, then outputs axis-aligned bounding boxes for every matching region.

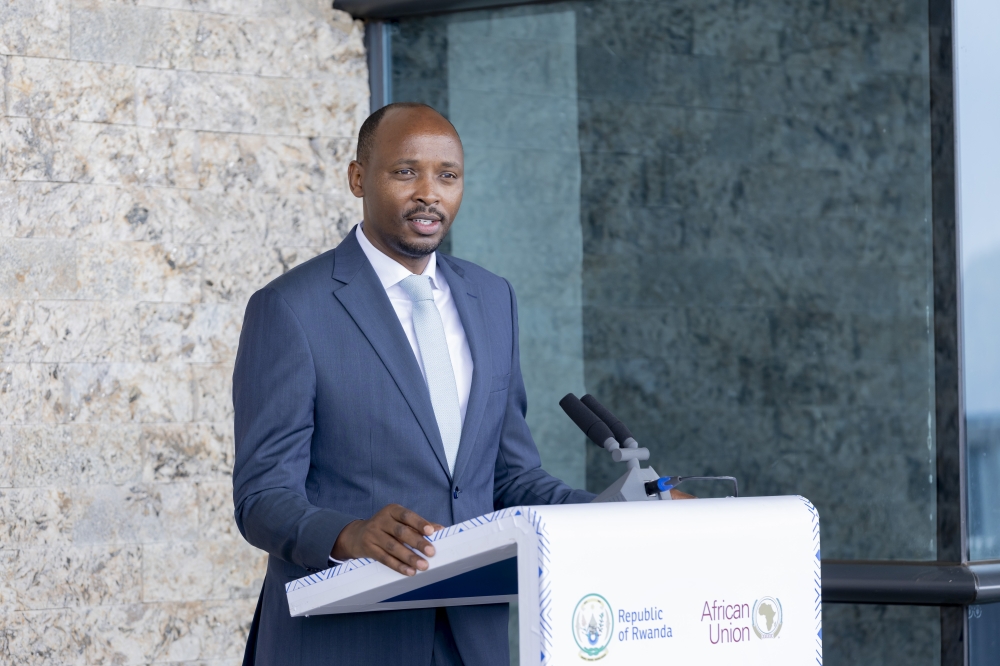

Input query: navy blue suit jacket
[232,226,593,665]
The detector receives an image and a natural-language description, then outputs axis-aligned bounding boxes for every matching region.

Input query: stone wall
[0,1,367,663]
[576,0,937,563]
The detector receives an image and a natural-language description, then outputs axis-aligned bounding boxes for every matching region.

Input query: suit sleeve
[493,279,596,508]
[232,287,357,571]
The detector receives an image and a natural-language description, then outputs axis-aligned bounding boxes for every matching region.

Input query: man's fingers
[391,505,437,537]
[380,534,430,571]
[386,521,436,556]
[370,544,418,576]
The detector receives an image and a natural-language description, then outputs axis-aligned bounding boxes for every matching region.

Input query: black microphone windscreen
[559,394,616,447]
[581,394,634,443]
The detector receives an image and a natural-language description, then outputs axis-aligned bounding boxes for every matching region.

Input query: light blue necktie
[399,274,462,475]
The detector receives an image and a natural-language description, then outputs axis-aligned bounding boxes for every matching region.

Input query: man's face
[348,108,464,265]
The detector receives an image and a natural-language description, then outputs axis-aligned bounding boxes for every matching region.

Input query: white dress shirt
[356,224,474,426]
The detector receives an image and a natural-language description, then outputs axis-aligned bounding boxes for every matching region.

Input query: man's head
[348,103,464,272]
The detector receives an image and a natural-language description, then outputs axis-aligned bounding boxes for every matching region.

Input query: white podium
[286,496,822,664]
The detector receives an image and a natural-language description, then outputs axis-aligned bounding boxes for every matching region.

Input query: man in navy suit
[232,102,594,665]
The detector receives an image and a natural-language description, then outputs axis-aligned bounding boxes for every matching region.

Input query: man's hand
[332,504,444,576]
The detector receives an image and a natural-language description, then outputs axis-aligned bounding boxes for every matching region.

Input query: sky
[956,0,1000,415]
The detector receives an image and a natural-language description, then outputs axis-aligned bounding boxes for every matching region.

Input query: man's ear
[347,160,365,198]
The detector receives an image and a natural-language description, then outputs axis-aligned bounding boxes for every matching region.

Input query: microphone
[558,393,619,450]
[581,394,640,449]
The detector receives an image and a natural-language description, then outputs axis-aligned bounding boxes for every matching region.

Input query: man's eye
[397,169,414,175]
[442,173,457,179]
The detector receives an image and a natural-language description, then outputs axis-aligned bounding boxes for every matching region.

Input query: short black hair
[355,102,453,165]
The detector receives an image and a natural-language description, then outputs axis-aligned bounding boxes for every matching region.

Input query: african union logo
[572,594,614,660]
[752,596,783,639]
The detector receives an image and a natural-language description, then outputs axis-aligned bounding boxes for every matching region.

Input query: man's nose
[413,174,439,205]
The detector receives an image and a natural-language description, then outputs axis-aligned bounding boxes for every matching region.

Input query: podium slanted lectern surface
[286,497,822,665]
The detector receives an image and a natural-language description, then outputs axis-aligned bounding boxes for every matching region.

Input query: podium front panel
[530,497,820,664]
[286,496,821,664]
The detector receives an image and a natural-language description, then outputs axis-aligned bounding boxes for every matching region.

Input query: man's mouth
[406,214,443,235]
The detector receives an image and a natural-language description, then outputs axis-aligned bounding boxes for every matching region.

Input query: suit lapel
[438,256,491,487]
[331,227,452,479]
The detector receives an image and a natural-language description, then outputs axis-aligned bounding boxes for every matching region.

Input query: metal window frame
[345,0,984,660]
[336,0,550,19]
[364,20,392,111]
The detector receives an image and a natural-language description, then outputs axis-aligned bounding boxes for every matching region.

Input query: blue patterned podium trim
[284,506,544,594]
[796,496,823,665]
[283,506,553,663]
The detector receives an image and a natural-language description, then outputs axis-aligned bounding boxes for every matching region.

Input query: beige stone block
[184,185,348,251]
[0,300,140,363]
[139,303,242,364]
[137,8,199,70]
[135,0,193,10]
[4,424,143,486]
[312,135,361,196]
[191,13,364,79]
[0,363,66,424]
[195,131,341,195]
[0,361,193,425]
[13,182,168,243]
[200,243,325,304]
[190,364,234,423]
[0,0,71,58]
[141,423,234,482]
[0,55,6,111]
[83,599,256,663]
[296,76,368,138]
[4,601,254,664]
[0,117,144,185]
[257,191,342,248]
[0,180,16,237]
[197,480,241,541]
[0,608,87,665]
[166,188,267,246]
[186,0,260,15]
[0,428,11,488]
[142,539,265,602]
[0,239,78,300]
[137,68,366,136]
[135,127,200,189]
[0,487,76,546]
[136,68,261,134]
[70,482,199,545]
[323,190,363,239]
[0,544,142,610]
[253,76,360,137]
[313,17,367,78]
[190,14,273,76]
[1,120,200,188]
[76,241,202,303]
[159,659,244,666]
[69,1,157,65]
[7,57,135,124]
[0,482,198,548]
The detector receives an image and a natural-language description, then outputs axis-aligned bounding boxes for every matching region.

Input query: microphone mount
[559,393,740,503]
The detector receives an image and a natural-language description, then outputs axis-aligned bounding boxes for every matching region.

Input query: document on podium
[286,497,822,665]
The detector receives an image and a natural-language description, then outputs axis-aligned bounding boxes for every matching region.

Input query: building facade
[1,0,997,664]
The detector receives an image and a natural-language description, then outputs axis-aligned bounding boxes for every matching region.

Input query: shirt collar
[357,222,440,291]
